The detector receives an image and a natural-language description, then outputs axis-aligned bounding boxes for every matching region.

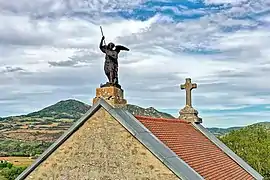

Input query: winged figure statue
[99,36,129,87]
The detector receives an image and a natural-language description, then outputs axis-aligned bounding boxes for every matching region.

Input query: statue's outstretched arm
[99,37,106,53]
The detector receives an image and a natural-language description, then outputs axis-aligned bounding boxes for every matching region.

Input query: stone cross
[180,78,197,107]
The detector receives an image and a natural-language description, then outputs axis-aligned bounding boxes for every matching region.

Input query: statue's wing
[115,45,129,52]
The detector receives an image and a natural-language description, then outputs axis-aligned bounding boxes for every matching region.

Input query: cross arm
[192,83,197,89]
[180,84,185,89]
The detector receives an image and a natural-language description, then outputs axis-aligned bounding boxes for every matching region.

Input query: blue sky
[0,0,270,128]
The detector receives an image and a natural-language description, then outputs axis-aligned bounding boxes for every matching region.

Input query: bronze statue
[99,35,129,88]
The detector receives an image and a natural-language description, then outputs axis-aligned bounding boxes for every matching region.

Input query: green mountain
[25,99,90,119]
[254,121,270,128]
[0,99,174,122]
[207,127,242,136]
[0,99,174,157]
[207,122,270,136]
[219,124,270,179]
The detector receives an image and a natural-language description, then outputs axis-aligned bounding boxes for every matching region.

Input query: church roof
[16,98,263,180]
[135,116,261,180]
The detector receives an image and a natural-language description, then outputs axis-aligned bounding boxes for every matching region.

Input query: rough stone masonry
[93,86,127,108]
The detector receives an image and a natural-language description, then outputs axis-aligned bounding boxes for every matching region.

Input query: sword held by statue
[100,26,106,45]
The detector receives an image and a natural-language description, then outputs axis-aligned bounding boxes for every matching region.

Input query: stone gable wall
[26,107,179,180]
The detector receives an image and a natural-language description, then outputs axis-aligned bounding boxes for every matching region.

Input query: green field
[0,157,33,167]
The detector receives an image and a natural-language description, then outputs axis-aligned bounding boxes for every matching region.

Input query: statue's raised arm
[99,36,106,53]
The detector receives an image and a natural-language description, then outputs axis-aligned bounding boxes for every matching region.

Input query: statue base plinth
[179,105,202,123]
[100,82,121,89]
[93,85,127,107]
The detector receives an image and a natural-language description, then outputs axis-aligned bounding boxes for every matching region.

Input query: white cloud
[0,0,270,127]
[204,0,248,5]
[201,111,270,128]
[0,0,145,16]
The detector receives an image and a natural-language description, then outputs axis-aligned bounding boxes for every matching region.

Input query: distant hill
[207,127,242,136]
[0,99,175,156]
[1,99,268,135]
[219,124,270,179]
[1,99,269,134]
[207,122,270,136]
[0,99,174,122]
[254,121,270,128]
[124,104,174,119]
[25,99,90,119]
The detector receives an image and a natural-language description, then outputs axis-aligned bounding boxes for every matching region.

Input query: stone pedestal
[93,86,127,107]
[179,105,202,123]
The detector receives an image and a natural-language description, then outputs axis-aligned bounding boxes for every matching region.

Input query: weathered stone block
[93,86,127,107]
[179,105,202,123]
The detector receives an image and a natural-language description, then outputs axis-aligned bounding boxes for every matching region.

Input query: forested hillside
[219,124,270,179]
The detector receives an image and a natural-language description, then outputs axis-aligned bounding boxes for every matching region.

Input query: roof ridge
[135,115,190,124]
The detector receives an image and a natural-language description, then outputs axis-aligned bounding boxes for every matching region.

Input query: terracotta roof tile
[135,115,255,180]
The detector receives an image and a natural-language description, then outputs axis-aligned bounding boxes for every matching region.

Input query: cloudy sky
[0,0,270,128]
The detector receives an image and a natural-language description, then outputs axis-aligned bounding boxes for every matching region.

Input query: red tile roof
[135,116,254,180]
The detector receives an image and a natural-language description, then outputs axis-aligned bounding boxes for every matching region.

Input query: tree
[220,124,270,179]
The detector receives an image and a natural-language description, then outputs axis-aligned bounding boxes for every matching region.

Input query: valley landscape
[0,99,269,179]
